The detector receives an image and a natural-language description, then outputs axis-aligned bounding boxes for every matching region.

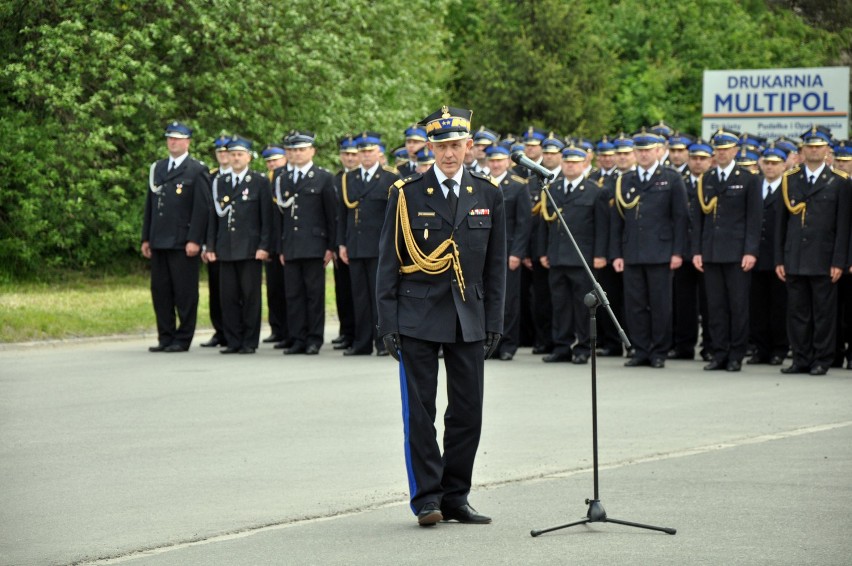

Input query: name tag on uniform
[470,208,490,216]
[417,211,436,217]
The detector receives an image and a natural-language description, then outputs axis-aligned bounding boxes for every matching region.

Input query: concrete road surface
[1,334,850,565]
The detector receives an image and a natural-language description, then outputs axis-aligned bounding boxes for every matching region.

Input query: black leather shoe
[376,348,389,357]
[305,344,320,355]
[846,359,852,370]
[769,355,784,366]
[667,349,694,360]
[532,345,553,355]
[700,350,712,362]
[333,341,352,350]
[284,344,306,355]
[148,344,167,352]
[543,353,572,363]
[650,358,665,368]
[200,337,222,348]
[624,357,650,367]
[220,347,240,354]
[343,348,370,356]
[164,344,189,353]
[746,354,765,365]
[704,360,727,371]
[572,354,589,364]
[239,347,256,354]
[809,365,828,376]
[498,351,514,361]
[441,504,491,524]
[331,335,346,345]
[417,503,442,527]
[726,360,742,372]
[781,364,809,374]
[596,347,622,357]
[274,339,293,350]
[262,334,282,344]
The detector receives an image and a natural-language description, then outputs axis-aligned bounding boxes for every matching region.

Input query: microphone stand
[527,171,676,538]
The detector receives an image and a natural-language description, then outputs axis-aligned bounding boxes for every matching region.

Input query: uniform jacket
[540,175,609,267]
[691,165,762,262]
[338,165,400,258]
[141,156,209,249]
[775,166,851,275]
[397,161,417,178]
[376,167,507,343]
[754,175,783,272]
[275,164,337,260]
[526,174,547,259]
[609,166,689,264]
[498,173,532,258]
[207,170,272,261]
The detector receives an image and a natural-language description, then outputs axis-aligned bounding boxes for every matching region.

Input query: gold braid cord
[540,189,558,222]
[696,174,718,219]
[615,175,639,219]
[394,187,466,300]
[781,169,806,226]
[341,172,359,210]
[531,200,542,216]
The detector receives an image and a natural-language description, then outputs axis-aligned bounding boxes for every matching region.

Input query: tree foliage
[0,0,847,277]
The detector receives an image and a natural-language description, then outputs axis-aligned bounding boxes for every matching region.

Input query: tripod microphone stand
[518,164,676,537]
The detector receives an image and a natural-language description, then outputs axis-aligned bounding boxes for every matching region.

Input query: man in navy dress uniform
[141,122,210,352]
[376,106,506,527]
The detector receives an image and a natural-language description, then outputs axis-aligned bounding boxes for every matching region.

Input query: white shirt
[231,168,247,186]
[168,152,189,171]
[764,178,781,198]
[361,162,380,183]
[637,161,659,182]
[293,161,314,181]
[493,172,507,185]
[564,176,583,193]
[804,163,826,184]
[433,166,463,198]
[716,161,736,182]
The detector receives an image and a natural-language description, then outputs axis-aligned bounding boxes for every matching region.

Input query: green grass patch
[0,266,339,343]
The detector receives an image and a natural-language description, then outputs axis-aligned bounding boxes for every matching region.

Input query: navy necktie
[443,179,458,218]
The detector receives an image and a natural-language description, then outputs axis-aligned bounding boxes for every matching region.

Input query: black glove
[484,332,501,360]
[383,332,401,361]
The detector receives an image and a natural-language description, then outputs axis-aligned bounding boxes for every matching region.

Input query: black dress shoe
[726,360,742,372]
[572,354,589,364]
[220,347,241,354]
[343,348,370,356]
[846,359,852,370]
[650,358,665,368]
[769,355,784,365]
[543,353,572,363]
[704,360,727,371]
[331,335,346,345]
[305,344,320,355]
[532,345,553,355]
[274,339,293,350]
[746,354,765,365]
[284,344,306,355]
[238,347,256,354]
[333,341,352,350]
[667,349,694,360]
[498,351,514,361]
[200,337,222,348]
[781,364,809,374]
[624,357,651,367]
[376,348,389,357]
[417,502,442,527]
[596,347,622,357]
[148,344,167,352]
[809,365,828,376]
[164,344,189,353]
[441,504,491,524]
[700,350,713,362]
[262,334,282,344]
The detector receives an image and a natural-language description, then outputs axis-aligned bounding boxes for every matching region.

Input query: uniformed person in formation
[611,130,688,368]
[692,129,762,372]
[398,125,428,178]
[748,143,789,366]
[376,106,506,527]
[470,126,498,174]
[539,144,609,363]
[485,143,531,361]
[836,141,852,369]
[261,144,289,348]
[330,135,360,352]
[205,136,273,354]
[338,132,399,356]
[141,122,210,352]
[201,134,232,348]
[775,126,851,375]
[414,147,435,173]
[275,131,337,355]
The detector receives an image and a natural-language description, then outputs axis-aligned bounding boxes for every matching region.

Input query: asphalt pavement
[1,332,850,565]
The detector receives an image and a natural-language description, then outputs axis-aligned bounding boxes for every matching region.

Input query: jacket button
[405,289,410,294]
[294,216,298,220]
[294,227,299,231]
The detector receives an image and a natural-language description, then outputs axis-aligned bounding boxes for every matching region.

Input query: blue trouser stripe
[398,353,419,514]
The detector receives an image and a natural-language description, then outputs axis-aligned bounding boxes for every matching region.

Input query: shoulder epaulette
[510,174,529,185]
[470,169,499,187]
[209,167,219,175]
[393,172,422,190]
[834,168,849,179]
[382,165,398,174]
[784,167,800,177]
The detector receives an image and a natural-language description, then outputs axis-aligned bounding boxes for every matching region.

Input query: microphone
[511,153,556,181]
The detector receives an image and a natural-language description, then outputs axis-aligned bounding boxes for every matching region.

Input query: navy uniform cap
[523,126,548,145]
[392,146,409,160]
[632,128,663,149]
[688,139,713,157]
[420,106,473,142]
[613,133,635,152]
[473,126,500,145]
[668,132,695,150]
[261,144,286,160]
[416,147,436,165]
[356,131,383,149]
[404,124,427,142]
[486,143,511,160]
[833,140,852,161]
[596,136,616,155]
[712,128,741,149]
[214,134,231,152]
[227,136,253,152]
[562,144,588,161]
[735,147,759,166]
[649,120,674,139]
[541,132,565,153]
[338,135,358,154]
[165,121,192,139]
[801,124,831,146]
[761,143,787,163]
[774,137,799,154]
[288,130,316,149]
